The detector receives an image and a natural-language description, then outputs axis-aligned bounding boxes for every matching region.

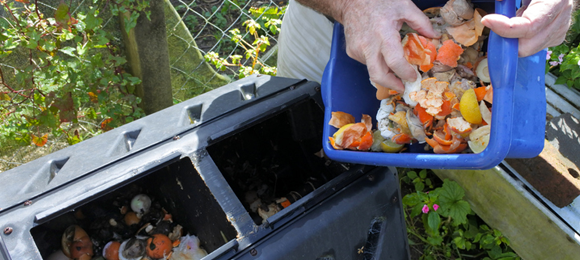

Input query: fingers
[381,36,417,82]
[366,53,405,93]
[480,14,534,39]
[482,0,572,57]
[518,8,570,56]
[404,4,440,38]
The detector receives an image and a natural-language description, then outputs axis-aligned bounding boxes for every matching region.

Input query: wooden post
[121,0,173,115]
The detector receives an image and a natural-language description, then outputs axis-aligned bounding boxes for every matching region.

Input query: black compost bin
[0,75,409,260]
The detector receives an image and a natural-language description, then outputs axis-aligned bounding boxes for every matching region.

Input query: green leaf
[402,193,420,207]
[426,235,443,246]
[67,135,81,145]
[407,171,418,180]
[439,179,464,202]
[124,11,139,34]
[410,204,423,218]
[86,108,97,120]
[488,244,503,259]
[419,169,427,179]
[16,133,31,146]
[414,181,425,192]
[39,110,59,128]
[55,3,70,25]
[438,180,471,225]
[85,9,101,30]
[474,232,483,243]
[453,236,466,249]
[427,211,440,232]
[59,47,76,57]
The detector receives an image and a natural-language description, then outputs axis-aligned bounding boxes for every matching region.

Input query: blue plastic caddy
[321,0,546,169]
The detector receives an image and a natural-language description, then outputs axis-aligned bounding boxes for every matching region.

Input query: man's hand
[296,0,439,92]
[481,0,574,57]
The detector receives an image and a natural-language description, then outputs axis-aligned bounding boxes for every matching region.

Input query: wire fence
[0,0,286,172]
[167,0,286,100]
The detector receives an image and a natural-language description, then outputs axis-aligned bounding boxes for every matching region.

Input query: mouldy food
[61,225,94,260]
[329,0,492,154]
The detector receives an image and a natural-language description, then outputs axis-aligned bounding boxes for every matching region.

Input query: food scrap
[58,192,208,260]
[330,0,492,154]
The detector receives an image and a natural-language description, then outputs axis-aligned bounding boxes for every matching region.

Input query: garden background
[2,1,580,259]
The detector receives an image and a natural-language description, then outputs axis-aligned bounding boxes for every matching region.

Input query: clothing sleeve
[276,0,334,83]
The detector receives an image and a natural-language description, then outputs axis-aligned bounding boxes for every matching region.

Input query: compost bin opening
[31,157,237,259]
[206,98,349,225]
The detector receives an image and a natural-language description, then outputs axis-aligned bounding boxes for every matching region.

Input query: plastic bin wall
[0,75,409,260]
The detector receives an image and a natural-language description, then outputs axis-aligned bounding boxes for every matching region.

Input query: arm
[481,0,575,57]
[295,0,439,92]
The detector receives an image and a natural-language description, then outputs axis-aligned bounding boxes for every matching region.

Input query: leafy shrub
[402,169,520,260]
[0,0,148,147]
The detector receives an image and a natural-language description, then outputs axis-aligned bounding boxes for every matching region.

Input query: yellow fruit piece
[333,123,353,138]
[468,125,490,153]
[381,139,404,153]
[459,88,482,124]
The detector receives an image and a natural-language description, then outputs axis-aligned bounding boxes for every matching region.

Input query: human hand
[480,0,573,57]
[336,0,439,93]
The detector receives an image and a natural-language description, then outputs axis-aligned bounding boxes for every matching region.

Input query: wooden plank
[545,87,580,119]
[545,73,580,108]
[547,103,561,118]
[433,168,580,260]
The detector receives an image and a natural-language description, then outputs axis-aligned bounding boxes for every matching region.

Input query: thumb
[481,14,533,39]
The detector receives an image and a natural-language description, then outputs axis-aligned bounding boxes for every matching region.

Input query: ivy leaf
[31,133,48,147]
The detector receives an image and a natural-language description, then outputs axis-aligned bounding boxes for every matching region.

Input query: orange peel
[392,133,413,144]
[446,20,478,47]
[436,40,464,67]
[402,33,431,66]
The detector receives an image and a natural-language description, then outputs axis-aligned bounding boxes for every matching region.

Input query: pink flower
[433,204,440,211]
[550,61,560,66]
[558,54,565,63]
[546,50,552,60]
[422,204,429,214]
